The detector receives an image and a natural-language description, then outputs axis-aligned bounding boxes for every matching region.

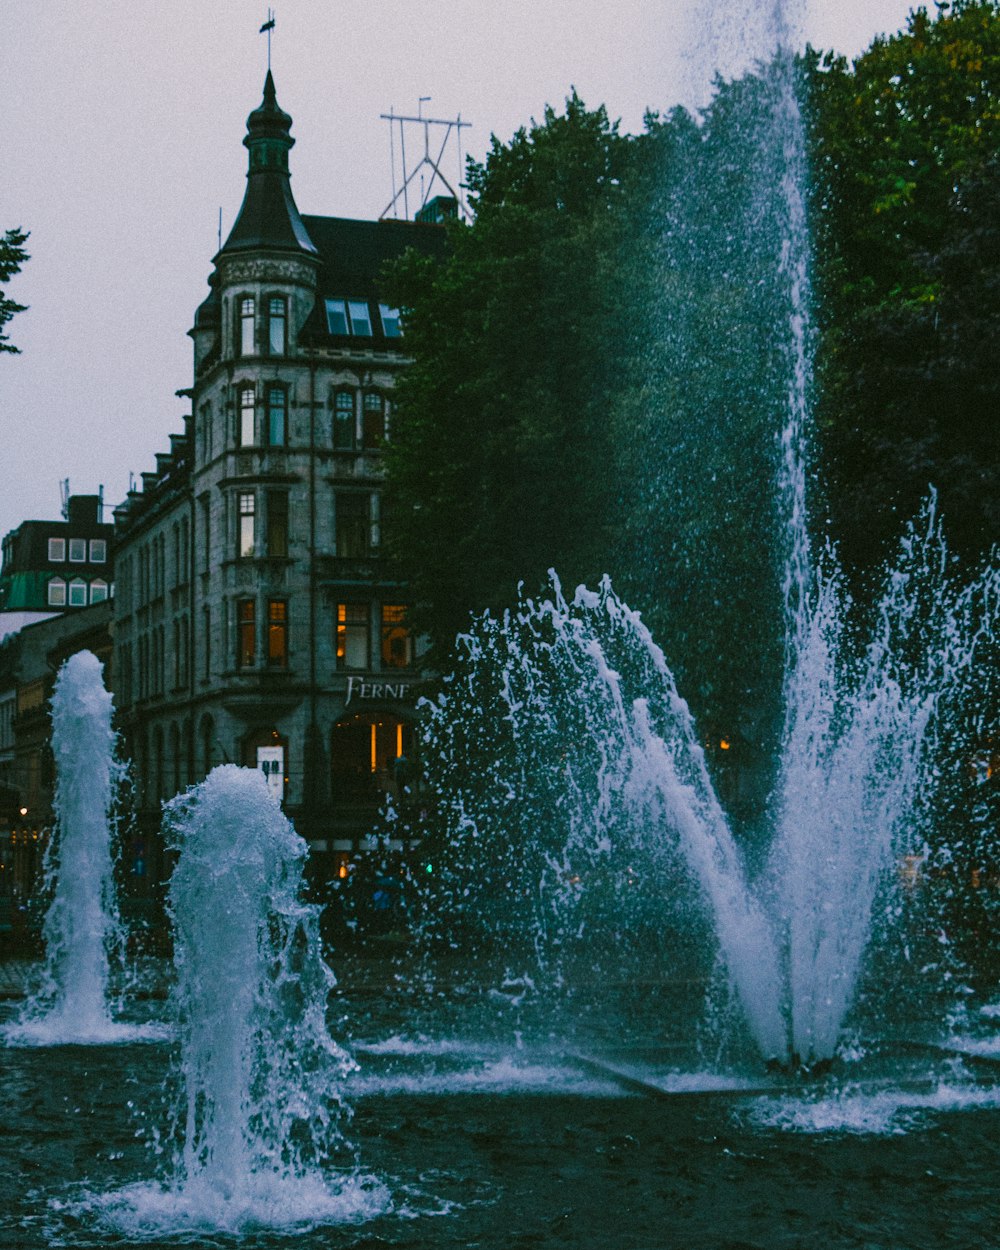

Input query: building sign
[257,745,285,803]
[344,676,415,705]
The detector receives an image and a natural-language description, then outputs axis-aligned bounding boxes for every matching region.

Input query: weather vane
[260,8,275,71]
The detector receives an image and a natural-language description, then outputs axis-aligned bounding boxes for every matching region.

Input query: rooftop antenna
[260,8,275,71]
[380,98,472,223]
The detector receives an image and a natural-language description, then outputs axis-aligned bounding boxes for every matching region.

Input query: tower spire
[218,71,317,258]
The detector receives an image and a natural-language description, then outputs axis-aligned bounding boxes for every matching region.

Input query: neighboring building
[0,494,114,642]
[0,600,113,935]
[113,72,445,879]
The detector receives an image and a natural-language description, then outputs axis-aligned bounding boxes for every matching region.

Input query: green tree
[807,1,1000,567]
[0,228,29,354]
[384,95,634,654]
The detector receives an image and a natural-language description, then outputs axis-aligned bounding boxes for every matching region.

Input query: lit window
[68,538,86,563]
[239,296,255,356]
[89,538,107,563]
[239,386,255,446]
[266,386,286,446]
[337,603,369,670]
[363,393,385,447]
[325,298,349,335]
[68,578,87,606]
[267,600,288,667]
[48,577,66,606]
[333,391,355,450]
[48,538,65,562]
[90,579,109,604]
[379,304,402,337]
[267,296,287,355]
[348,300,373,336]
[381,604,413,668]
[266,491,289,558]
[238,492,256,558]
[237,598,256,667]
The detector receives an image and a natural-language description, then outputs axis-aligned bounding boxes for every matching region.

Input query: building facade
[0,600,113,936]
[0,494,114,642]
[113,73,444,879]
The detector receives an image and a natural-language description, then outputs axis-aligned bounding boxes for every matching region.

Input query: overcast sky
[0,0,919,543]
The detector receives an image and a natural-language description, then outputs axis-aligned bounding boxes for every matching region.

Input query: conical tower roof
[220,71,317,258]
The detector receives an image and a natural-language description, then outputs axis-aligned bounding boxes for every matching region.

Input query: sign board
[257,745,285,803]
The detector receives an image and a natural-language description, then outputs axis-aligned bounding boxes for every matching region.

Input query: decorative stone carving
[217,256,317,287]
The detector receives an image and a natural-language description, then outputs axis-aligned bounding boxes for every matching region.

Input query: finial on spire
[259,9,275,71]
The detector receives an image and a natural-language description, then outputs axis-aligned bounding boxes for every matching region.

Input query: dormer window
[48,537,65,562]
[68,577,87,606]
[379,305,402,338]
[325,298,374,337]
[69,538,87,563]
[48,576,66,606]
[325,299,349,335]
[267,296,287,355]
[347,300,373,336]
[238,296,255,356]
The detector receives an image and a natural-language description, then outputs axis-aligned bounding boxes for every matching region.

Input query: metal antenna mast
[380,99,472,222]
[260,8,275,70]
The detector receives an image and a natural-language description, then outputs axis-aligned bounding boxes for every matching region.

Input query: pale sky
[0,0,919,543]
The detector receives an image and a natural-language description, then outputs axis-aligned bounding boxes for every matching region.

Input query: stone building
[113,73,445,880]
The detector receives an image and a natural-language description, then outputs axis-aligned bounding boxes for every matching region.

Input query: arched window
[68,577,87,607]
[90,579,108,604]
[47,577,66,606]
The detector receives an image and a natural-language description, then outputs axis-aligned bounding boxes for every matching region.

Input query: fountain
[4,3,1000,1247]
[3,650,164,1046]
[408,5,1000,1074]
[88,766,387,1237]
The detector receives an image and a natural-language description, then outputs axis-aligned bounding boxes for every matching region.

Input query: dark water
[4,1030,1000,1250]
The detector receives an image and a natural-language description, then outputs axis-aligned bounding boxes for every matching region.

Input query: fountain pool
[5,984,1000,1249]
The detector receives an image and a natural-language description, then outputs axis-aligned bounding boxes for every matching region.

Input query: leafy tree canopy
[808,0,1000,566]
[384,94,634,652]
[0,227,29,355]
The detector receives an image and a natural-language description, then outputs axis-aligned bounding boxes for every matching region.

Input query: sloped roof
[299,215,447,345]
